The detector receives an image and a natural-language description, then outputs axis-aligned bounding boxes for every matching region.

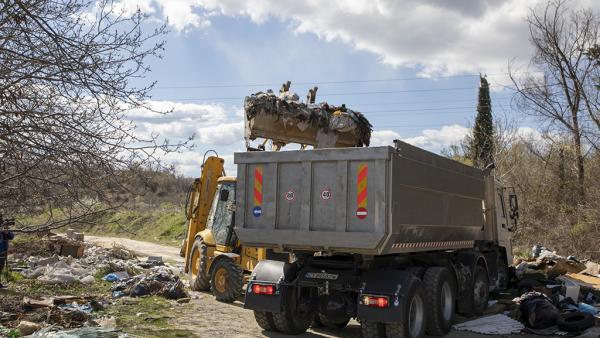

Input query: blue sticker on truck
[252,206,262,217]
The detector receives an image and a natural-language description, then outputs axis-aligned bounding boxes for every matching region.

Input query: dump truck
[234,140,518,338]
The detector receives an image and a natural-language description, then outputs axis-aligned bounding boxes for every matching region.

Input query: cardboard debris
[452,314,525,335]
[563,273,600,290]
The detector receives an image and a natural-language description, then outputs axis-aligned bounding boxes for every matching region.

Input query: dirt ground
[86,236,545,338]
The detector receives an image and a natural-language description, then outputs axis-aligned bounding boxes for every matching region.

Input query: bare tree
[510,0,600,202]
[0,0,186,231]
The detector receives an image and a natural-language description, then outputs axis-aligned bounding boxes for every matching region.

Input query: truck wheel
[210,257,243,303]
[254,311,278,332]
[464,265,489,316]
[272,289,313,335]
[188,237,210,291]
[385,276,426,338]
[315,313,350,329]
[423,267,456,336]
[361,321,385,338]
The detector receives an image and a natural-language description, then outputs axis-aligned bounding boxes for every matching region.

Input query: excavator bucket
[244,85,372,149]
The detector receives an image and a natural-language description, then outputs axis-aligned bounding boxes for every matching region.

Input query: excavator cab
[207,178,238,251]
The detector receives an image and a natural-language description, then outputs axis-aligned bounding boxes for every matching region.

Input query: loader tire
[188,238,210,291]
[272,289,313,335]
[210,257,243,303]
[254,311,278,332]
[423,267,456,336]
[360,321,385,338]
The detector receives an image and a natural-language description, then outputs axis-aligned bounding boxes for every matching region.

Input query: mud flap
[357,269,412,323]
[244,260,295,313]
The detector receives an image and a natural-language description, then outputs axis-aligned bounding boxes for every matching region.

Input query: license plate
[305,272,339,280]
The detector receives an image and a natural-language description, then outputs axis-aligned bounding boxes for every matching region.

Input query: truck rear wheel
[385,276,426,338]
[272,289,313,335]
[210,257,243,303]
[254,311,278,332]
[360,321,385,338]
[423,267,456,335]
[471,265,489,316]
[188,238,210,291]
[314,313,350,329]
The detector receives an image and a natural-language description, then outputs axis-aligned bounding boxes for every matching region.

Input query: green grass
[100,296,195,337]
[70,206,187,247]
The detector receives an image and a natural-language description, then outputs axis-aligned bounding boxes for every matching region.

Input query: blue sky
[117,0,598,176]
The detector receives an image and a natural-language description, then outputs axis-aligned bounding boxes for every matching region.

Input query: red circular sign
[285,190,295,201]
[356,207,368,219]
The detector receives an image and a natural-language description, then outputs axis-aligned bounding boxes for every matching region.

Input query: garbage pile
[1,232,188,337]
[454,245,600,336]
[106,266,187,300]
[244,82,372,148]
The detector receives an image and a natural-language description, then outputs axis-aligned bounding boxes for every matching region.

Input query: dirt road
[87,236,539,338]
[86,235,184,264]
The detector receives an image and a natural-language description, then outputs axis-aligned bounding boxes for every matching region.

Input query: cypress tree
[470,75,494,168]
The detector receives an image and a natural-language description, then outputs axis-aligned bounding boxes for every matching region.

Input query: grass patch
[101,296,195,337]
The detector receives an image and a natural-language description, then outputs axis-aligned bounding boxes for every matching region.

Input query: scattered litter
[30,326,123,337]
[452,314,525,335]
[516,292,559,329]
[18,320,42,336]
[103,271,129,282]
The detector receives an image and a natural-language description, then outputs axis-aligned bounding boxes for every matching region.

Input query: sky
[115,0,599,176]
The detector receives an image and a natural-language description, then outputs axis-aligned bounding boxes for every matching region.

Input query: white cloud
[196,121,244,146]
[404,124,470,151]
[113,0,600,75]
[371,130,400,147]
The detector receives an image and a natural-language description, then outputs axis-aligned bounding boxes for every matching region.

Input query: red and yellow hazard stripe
[357,163,368,208]
[254,166,263,206]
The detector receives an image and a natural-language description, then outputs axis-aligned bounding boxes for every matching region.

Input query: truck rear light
[362,295,389,308]
[252,283,275,295]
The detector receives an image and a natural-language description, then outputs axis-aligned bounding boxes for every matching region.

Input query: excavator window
[208,182,237,247]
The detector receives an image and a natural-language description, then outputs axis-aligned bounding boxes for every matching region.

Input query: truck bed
[234,142,486,256]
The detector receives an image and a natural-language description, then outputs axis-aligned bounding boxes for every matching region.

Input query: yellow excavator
[181,151,280,302]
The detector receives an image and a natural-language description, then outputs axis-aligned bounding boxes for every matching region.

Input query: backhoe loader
[181,153,281,302]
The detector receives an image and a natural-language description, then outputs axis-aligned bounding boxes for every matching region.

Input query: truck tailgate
[234,147,390,254]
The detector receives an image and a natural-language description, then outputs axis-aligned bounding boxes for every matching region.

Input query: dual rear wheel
[361,267,458,338]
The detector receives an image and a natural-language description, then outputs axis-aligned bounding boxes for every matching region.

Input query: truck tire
[423,267,456,336]
[385,276,426,338]
[466,265,489,316]
[315,313,350,329]
[254,311,278,332]
[361,321,385,338]
[272,289,313,335]
[210,257,243,303]
[557,312,595,332]
[188,237,210,291]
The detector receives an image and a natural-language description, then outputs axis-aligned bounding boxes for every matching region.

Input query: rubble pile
[455,245,600,336]
[244,85,373,147]
[0,232,187,336]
